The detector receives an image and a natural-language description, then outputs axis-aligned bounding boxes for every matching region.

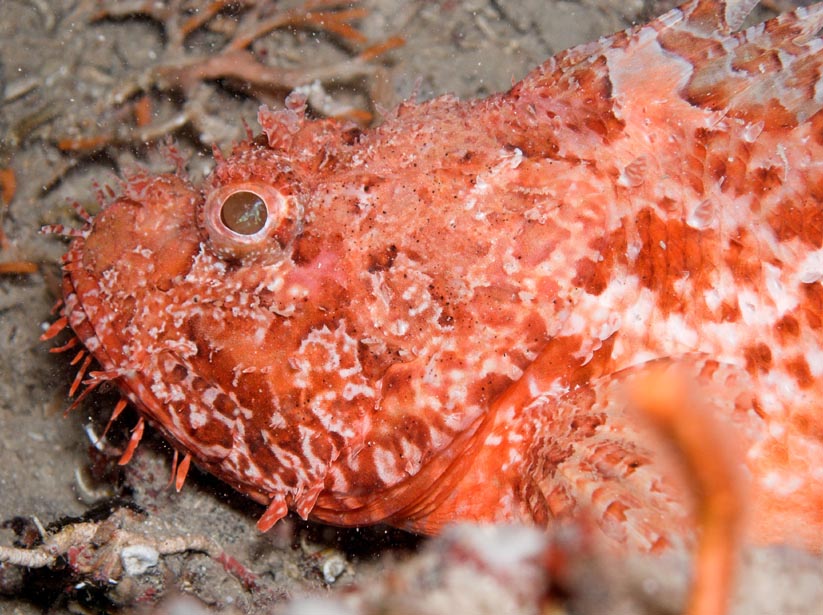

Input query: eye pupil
[220,191,267,235]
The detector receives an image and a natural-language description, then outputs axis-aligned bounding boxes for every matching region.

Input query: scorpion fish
[46,0,823,556]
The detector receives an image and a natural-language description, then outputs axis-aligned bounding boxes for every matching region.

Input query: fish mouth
[60,238,117,372]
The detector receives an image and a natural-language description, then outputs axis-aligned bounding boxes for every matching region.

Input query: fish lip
[60,236,149,384]
[61,240,101,353]
[60,234,135,379]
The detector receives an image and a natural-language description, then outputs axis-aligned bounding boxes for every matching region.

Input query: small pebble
[121,544,159,576]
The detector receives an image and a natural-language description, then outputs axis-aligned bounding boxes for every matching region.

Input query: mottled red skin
[58,0,823,552]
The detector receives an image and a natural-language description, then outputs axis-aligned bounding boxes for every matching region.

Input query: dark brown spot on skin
[367,244,398,272]
[658,28,741,110]
[751,166,783,198]
[767,199,823,249]
[572,257,606,295]
[292,230,323,265]
[572,226,628,296]
[811,108,823,146]
[357,339,396,382]
[801,283,823,330]
[570,57,624,143]
[720,300,740,322]
[787,356,814,389]
[191,376,209,392]
[792,412,823,439]
[504,126,560,159]
[380,362,418,409]
[245,425,299,486]
[169,363,188,383]
[633,208,713,314]
[724,228,764,284]
[685,4,728,40]
[527,334,616,392]
[470,372,514,407]
[394,415,434,452]
[731,46,781,76]
[189,418,233,450]
[758,99,798,132]
[182,393,233,449]
[437,311,455,328]
[775,314,800,343]
[507,56,623,155]
[695,128,751,197]
[744,343,773,376]
[214,393,236,415]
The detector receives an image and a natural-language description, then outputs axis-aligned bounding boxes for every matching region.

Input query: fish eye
[220,190,267,235]
[203,182,292,259]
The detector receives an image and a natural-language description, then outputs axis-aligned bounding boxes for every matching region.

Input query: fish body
[57,0,823,551]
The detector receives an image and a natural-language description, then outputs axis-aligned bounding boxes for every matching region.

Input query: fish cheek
[83,200,198,291]
[82,202,140,276]
[149,235,199,291]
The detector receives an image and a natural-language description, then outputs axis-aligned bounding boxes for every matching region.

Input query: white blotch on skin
[202,388,219,406]
[188,404,208,429]
[373,446,401,485]
[797,249,823,284]
[341,382,375,400]
[761,470,803,496]
[763,262,797,315]
[805,346,823,377]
